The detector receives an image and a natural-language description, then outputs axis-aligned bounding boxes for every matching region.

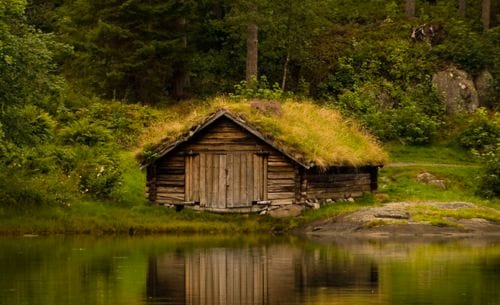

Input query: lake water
[0,235,499,305]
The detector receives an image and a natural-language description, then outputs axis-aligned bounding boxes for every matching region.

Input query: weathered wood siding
[149,117,296,207]
[304,167,377,201]
[267,154,296,205]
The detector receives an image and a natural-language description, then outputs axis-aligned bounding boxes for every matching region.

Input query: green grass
[409,204,500,224]
[385,142,476,164]
[0,202,296,235]
[379,143,500,205]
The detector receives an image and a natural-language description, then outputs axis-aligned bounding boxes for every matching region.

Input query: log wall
[304,167,377,202]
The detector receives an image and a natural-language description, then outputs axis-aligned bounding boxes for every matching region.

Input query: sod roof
[138,97,388,169]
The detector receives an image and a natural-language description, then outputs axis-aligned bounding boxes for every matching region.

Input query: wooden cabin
[142,106,383,213]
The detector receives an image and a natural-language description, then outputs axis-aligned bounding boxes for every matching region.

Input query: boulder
[475,70,494,107]
[417,172,437,183]
[432,66,479,114]
[268,205,305,218]
[417,172,446,190]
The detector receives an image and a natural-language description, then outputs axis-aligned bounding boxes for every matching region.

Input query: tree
[458,0,466,17]
[0,0,61,109]
[246,19,258,82]
[59,0,196,103]
[482,0,491,30]
[263,1,331,91]
[405,0,416,17]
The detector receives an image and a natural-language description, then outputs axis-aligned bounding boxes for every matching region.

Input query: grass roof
[137,97,388,168]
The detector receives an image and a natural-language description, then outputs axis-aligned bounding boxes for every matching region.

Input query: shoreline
[1,201,499,238]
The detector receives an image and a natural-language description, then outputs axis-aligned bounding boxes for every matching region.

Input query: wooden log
[156,175,185,182]
[268,172,295,179]
[267,185,295,192]
[270,198,294,205]
[156,186,185,193]
[268,192,295,200]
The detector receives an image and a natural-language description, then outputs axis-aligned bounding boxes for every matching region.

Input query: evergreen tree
[59,0,196,102]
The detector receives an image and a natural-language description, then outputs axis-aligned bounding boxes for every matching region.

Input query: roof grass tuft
[137,97,388,168]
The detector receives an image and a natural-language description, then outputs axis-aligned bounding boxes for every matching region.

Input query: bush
[74,147,122,198]
[458,109,500,152]
[392,106,440,145]
[59,119,111,146]
[1,105,56,146]
[62,101,156,148]
[0,169,76,210]
[333,81,442,144]
[476,146,500,198]
[230,76,290,100]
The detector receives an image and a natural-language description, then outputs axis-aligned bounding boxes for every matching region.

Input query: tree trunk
[246,21,258,82]
[482,0,491,30]
[405,0,416,17]
[458,0,466,17]
[173,17,189,100]
[281,53,290,91]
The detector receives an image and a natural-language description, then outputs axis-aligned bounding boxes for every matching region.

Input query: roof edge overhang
[141,109,311,169]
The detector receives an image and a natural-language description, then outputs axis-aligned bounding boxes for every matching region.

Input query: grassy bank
[0,203,295,235]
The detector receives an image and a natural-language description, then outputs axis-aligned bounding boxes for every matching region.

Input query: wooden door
[187,153,266,209]
[227,152,267,208]
[201,153,227,209]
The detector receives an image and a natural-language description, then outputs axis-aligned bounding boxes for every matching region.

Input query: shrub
[392,106,440,145]
[476,145,500,198]
[458,109,500,152]
[333,81,441,144]
[59,119,111,146]
[1,105,56,146]
[84,102,156,147]
[230,76,290,100]
[75,147,122,198]
[0,169,76,210]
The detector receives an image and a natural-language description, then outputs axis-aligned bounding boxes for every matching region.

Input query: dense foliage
[0,0,499,210]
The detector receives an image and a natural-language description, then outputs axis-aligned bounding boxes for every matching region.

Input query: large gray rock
[432,66,479,114]
[475,70,494,107]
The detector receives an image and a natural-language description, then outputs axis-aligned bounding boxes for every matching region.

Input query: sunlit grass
[136,97,388,168]
[409,204,500,224]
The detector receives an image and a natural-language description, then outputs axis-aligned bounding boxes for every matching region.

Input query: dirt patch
[301,201,500,239]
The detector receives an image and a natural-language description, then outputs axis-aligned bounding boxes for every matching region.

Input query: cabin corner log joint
[144,110,381,212]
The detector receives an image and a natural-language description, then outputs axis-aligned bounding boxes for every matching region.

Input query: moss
[137,97,388,168]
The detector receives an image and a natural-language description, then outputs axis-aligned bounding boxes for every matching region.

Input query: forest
[0,0,499,222]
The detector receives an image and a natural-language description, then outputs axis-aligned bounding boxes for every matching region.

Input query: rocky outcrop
[301,201,500,237]
[432,66,479,114]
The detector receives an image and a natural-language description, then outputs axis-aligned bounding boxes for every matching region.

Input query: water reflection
[146,244,381,305]
[0,236,499,305]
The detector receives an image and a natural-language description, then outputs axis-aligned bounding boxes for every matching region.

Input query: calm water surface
[0,235,499,305]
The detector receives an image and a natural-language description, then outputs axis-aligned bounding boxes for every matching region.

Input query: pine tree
[59,0,196,103]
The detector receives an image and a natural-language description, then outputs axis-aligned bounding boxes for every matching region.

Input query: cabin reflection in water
[146,245,379,305]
